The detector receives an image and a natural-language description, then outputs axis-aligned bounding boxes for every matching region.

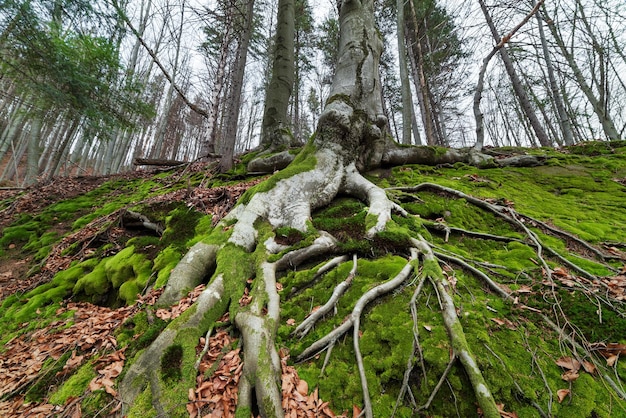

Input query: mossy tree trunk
[259,0,295,151]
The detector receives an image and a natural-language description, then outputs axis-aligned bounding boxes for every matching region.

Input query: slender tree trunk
[200,23,232,158]
[0,101,27,164]
[478,0,551,147]
[536,12,574,145]
[151,1,186,159]
[260,0,295,150]
[218,0,255,172]
[397,0,416,145]
[46,117,81,180]
[406,0,436,145]
[24,115,43,186]
[543,4,619,141]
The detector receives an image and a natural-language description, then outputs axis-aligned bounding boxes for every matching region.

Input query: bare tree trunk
[218,0,255,172]
[397,0,417,145]
[151,0,186,159]
[46,117,81,180]
[543,3,619,141]
[478,0,551,147]
[24,115,42,186]
[260,0,295,150]
[406,0,435,145]
[536,11,574,145]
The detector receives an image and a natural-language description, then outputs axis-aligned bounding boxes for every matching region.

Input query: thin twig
[416,355,457,413]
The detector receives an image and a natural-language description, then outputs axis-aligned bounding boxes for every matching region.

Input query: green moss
[49,361,96,405]
[161,344,184,382]
[74,262,109,296]
[152,245,183,288]
[127,387,158,418]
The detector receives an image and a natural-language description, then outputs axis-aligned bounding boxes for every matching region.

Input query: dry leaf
[561,370,579,382]
[556,356,581,372]
[557,389,570,403]
[582,361,597,374]
[606,355,619,367]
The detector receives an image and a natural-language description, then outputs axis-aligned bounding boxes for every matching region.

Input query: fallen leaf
[582,360,597,374]
[557,389,570,403]
[556,356,581,372]
[606,355,619,367]
[561,370,579,382]
[297,379,308,396]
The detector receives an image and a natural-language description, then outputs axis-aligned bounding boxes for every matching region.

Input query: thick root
[120,275,227,415]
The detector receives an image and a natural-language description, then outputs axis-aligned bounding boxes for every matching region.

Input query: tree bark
[218,0,255,172]
[397,0,416,145]
[478,0,551,147]
[260,0,295,150]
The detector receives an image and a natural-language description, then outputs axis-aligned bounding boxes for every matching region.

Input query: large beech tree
[117,0,550,416]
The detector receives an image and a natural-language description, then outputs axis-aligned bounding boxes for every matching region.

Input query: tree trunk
[260,0,295,150]
[536,11,574,145]
[543,4,619,141]
[218,0,255,172]
[23,114,42,186]
[406,0,438,146]
[397,0,416,145]
[478,0,551,147]
[46,117,81,180]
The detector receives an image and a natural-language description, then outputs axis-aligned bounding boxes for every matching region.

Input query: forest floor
[0,142,626,417]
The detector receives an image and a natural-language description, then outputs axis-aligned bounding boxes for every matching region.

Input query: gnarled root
[235,261,283,417]
[120,274,227,415]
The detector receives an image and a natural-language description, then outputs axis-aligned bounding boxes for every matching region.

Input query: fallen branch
[133,158,188,167]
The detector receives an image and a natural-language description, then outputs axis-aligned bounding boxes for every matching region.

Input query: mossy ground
[1,143,625,416]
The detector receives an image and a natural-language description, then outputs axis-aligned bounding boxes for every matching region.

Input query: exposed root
[120,275,227,415]
[343,163,407,236]
[433,250,511,299]
[392,275,427,416]
[287,255,350,297]
[296,250,417,417]
[296,251,417,362]
[294,254,357,339]
[234,262,283,416]
[415,355,457,414]
[275,232,338,271]
[158,242,219,307]
[411,236,500,418]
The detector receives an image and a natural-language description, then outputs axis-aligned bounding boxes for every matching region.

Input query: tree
[477,0,552,148]
[259,0,296,151]
[118,0,542,415]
